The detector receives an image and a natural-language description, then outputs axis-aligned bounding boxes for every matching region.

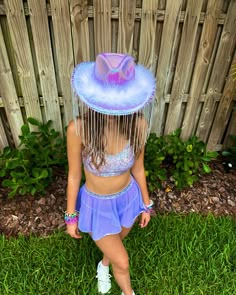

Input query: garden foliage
[0,118,67,197]
[144,129,218,191]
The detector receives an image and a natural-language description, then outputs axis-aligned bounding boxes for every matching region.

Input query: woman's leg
[101,226,132,266]
[95,232,133,295]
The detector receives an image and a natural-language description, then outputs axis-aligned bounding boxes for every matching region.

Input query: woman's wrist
[143,200,154,213]
[66,209,76,214]
[64,211,79,225]
[143,198,152,206]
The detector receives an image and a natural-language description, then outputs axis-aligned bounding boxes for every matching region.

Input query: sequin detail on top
[82,144,135,177]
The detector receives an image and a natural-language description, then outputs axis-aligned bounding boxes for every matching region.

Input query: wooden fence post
[181,0,222,140]
[27,0,63,133]
[51,0,74,126]
[207,51,236,150]
[93,0,111,55]
[117,0,136,55]
[70,0,90,64]
[0,25,23,146]
[4,0,42,127]
[164,0,204,135]
[151,0,182,135]
[138,0,158,72]
[196,0,236,142]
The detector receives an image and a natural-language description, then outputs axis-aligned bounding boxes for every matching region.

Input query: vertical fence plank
[0,26,23,146]
[117,0,136,55]
[51,0,74,125]
[0,15,22,98]
[181,0,222,140]
[0,116,8,149]
[207,52,236,150]
[138,0,159,71]
[93,0,111,54]
[4,0,42,126]
[164,0,204,134]
[196,0,236,142]
[27,0,62,133]
[70,0,90,64]
[151,0,182,135]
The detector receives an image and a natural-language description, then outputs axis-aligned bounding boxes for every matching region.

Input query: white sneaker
[121,291,135,295]
[96,261,111,294]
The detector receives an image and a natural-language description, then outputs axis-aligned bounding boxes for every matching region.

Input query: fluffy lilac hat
[71,53,156,115]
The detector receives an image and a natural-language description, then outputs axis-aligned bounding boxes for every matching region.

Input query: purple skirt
[76,176,145,241]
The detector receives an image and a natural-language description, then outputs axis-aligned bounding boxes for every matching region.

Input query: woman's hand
[139,212,151,228]
[66,223,82,239]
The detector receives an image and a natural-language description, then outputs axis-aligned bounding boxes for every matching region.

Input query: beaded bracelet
[64,212,78,225]
[144,200,154,213]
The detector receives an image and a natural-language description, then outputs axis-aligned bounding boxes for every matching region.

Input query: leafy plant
[144,133,167,191]
[144,129,218,191]
[0,118,67,197]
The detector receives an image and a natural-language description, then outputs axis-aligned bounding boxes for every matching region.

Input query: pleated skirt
[76,176,145,241]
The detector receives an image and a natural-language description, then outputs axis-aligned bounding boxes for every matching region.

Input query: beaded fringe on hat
[72,91,155,164]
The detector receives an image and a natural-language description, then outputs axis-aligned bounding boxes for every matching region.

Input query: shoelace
[96,272,112,282]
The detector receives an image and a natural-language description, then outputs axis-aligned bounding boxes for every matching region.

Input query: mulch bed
[0,158,235,238]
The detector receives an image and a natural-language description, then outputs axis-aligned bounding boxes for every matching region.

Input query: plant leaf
[39,169,49,179]
[222,151,231,157]
[0,169,6,177]
[201,156,213,162]
[186,145,193,152]
[202,163,211,173]
[31,187,37,195]
[2,179,15,188]
[206,151,218,158]
[27,117,41,126]
[32,168,40,178]
[21,124,30,136]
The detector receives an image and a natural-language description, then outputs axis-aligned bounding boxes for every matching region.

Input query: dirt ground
[0,158,235,238]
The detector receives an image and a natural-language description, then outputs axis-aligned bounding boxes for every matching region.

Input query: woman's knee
[112,256,129,272]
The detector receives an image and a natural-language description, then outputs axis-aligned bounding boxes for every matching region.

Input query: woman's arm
[131,147,152,228]
[66,120,83,238]
[67,120,83,212]
[131,147,150,206]
[131,115,151,205]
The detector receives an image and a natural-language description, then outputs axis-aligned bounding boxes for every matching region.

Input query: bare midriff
[84,169,131,195]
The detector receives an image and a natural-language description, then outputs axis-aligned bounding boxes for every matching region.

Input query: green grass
[1,214,236,295]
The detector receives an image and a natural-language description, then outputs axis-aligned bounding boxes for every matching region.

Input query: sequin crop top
[82,144,135,177]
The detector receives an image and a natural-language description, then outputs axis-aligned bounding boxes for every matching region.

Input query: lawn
[1,214,236,295]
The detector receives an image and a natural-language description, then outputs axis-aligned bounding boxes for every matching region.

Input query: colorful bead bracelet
[144,200,154,213]
[64,212,78,225]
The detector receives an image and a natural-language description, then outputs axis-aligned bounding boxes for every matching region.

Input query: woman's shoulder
[67,119,82,134]
[67,119,83,144]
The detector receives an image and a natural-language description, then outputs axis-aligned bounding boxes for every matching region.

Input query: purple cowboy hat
[71,53,156,115]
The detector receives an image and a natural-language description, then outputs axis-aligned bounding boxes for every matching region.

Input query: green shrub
[0,118,67,197]
[144,129,218,191]
[144,133,167,191]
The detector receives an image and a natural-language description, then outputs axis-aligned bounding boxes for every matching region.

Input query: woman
[65,53,156,295]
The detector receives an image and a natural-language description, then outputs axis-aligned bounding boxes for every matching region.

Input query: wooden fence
[0,0,236,151]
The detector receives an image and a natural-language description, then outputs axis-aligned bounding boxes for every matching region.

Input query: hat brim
[71,62,156,115]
